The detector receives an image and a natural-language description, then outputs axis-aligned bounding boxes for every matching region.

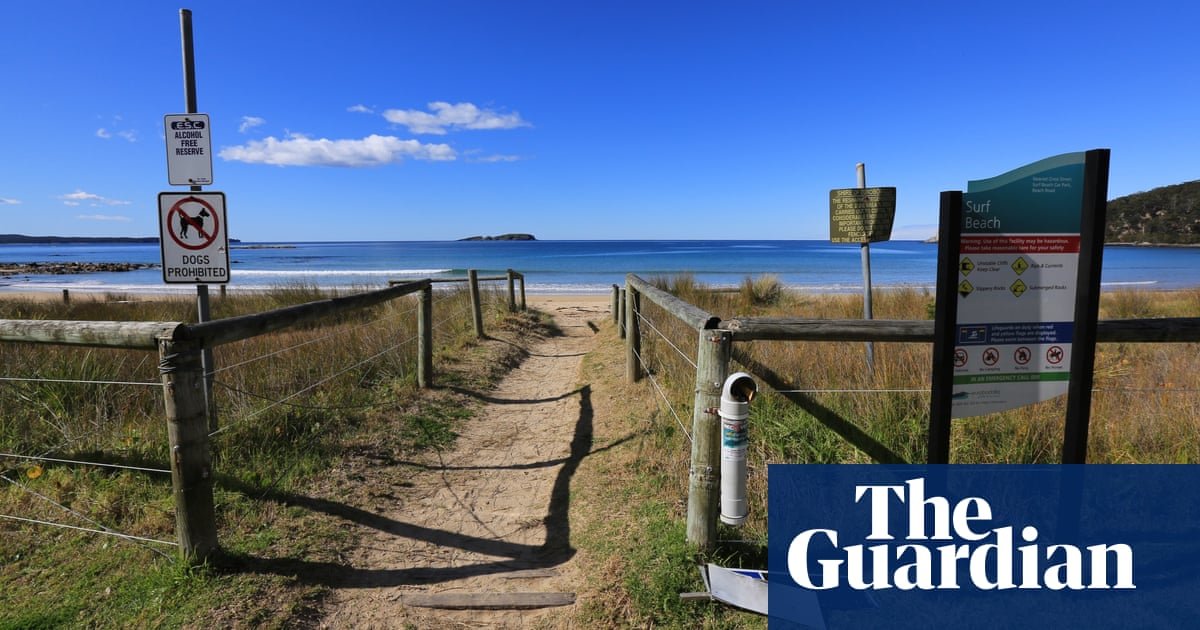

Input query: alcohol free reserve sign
[164,114,213,186]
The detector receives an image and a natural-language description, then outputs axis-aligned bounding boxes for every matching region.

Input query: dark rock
[0,262,159,276]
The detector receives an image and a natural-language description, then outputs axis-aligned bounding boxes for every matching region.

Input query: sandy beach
[525,293,611,311]
[0,287,613,311]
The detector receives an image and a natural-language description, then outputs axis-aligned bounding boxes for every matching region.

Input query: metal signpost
[830,164,896,370]
[159,8,224,431]
[928,150,1110,464]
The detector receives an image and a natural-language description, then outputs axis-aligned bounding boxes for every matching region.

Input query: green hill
[1106,180,1200,244]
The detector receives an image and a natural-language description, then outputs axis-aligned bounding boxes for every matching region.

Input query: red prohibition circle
[953,348,968,368]
[167,197,219,251]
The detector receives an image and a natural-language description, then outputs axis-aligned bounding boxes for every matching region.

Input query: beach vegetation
[575,279,1199,627]
[739,274,784,309]
[0,284,527,627]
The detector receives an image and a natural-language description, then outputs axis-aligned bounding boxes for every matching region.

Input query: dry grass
[626,279,1200,562]
[0,284,513,627]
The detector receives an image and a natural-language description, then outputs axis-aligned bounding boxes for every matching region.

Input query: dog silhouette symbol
[180,208,211,238]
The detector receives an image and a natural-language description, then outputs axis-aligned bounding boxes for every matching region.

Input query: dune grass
[590,277,1199,626]
[0,284,520,627]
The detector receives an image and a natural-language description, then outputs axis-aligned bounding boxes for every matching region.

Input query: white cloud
[96,127,137,142]
[219,133,455,167]
[76,214,132,222]
[470,154,523,163]
[382,101,530,135]
[60,190,131,206]
[0,197,20,205]
[239,116,266,133]
[347,104,374,114]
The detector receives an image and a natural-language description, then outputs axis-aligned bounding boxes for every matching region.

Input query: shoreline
[0,281,1191,304]
[0,287,615,308]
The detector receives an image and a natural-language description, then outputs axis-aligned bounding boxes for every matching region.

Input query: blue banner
[956,322,1074,346]
[767,465,1200,629]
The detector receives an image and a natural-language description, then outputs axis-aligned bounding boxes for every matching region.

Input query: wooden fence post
[159,337,218,563]
[686,329,731,550]
[468,269,485,339]
[625,284,641,382]
[418,284,433,388]
[518,273,526,311]
[618,289,627,339]
[62,289,70,305]
[506,269,517,312]
[611,285,619,325]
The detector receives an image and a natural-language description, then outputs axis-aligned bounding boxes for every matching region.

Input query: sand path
[320,297,609,628]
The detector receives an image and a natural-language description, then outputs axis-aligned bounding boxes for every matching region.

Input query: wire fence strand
[770,388,930,394]
[1,474,175,558]
[0,514,177,548]
[0,453,170,475]
[631,345,693,443]
[0,376,159,387]
[209,331,421,438]
[209,303,420,376]
[636,309,698,369]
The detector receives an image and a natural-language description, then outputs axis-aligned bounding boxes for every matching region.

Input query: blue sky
[1,1,1196,242]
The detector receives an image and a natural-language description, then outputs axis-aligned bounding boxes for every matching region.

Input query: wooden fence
[0,270,524,563]
[619,273,1200,549]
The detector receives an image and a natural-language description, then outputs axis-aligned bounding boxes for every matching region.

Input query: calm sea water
[2,240,1199,294]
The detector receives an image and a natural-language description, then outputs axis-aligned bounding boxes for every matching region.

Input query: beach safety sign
[164,114,213,186]
[951,153,1085,417]
[158,192,229,284]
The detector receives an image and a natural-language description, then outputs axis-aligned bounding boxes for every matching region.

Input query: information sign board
[829,187,896,243]
[157,192,229,284]
[164,114,213,186]
[951,153,1085,417]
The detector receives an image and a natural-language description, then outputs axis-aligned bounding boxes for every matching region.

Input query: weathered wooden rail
[622,274,725,550]
[395,268,525,338]
[621,273,1200,549]
[1,270,525,563]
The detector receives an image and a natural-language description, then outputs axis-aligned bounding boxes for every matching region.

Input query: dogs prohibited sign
[158,192,229,284]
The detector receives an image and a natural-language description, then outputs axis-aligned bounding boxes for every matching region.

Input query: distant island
[458,233,536,241]
[0,234,158,244]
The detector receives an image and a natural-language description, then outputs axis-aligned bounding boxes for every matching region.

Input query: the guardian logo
[787,477,1135,591]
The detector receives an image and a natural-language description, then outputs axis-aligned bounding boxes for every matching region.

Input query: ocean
[2,240,1199,295]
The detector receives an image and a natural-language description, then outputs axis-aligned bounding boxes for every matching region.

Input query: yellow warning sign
[959,279,974,297]
[1010,278,1028,297]
[1011,256,1029,275]
[959,257,975,276]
